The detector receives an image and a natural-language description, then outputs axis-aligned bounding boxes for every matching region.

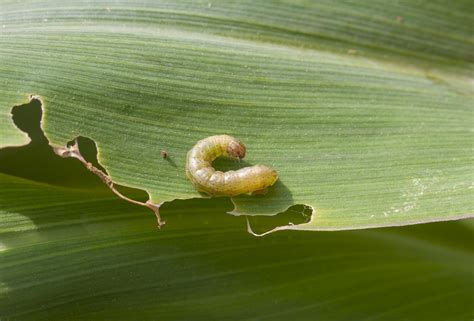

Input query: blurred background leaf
[1,171,473,320]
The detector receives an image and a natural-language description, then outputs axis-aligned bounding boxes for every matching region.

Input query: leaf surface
[0,0,473,229]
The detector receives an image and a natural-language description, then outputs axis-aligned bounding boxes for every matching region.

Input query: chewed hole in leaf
[67,136,150,203]
[245,204,313,235]
[0,100,99,187]
[10,99,45,143]
[1,99,152,209]
[2,99,299,233]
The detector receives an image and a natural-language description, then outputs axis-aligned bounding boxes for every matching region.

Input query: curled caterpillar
[185,135,278,196]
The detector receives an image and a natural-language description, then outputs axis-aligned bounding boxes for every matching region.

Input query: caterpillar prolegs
[185,135,278,196]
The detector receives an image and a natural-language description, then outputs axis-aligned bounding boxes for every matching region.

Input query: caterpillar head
[227,139,246,159]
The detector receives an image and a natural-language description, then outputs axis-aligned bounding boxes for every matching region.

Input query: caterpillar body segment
[185,135,278,196]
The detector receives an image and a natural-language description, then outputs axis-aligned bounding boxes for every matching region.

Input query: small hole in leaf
[246,204,312,235]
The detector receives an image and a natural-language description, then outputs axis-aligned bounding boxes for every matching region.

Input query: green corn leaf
[1,173,473,320]
[0,0,472,230]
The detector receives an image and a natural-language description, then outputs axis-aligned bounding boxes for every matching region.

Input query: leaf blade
[0,0,472,229]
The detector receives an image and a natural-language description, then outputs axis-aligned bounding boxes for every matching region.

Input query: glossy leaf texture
[0,0,473,230]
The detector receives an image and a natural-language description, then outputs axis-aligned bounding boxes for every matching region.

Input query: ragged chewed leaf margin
[0,0,472,232]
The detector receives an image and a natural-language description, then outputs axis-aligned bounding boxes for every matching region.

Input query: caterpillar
[185,135,278,196]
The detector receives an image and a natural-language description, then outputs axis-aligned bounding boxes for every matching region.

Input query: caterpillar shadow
[213,154,295,217]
